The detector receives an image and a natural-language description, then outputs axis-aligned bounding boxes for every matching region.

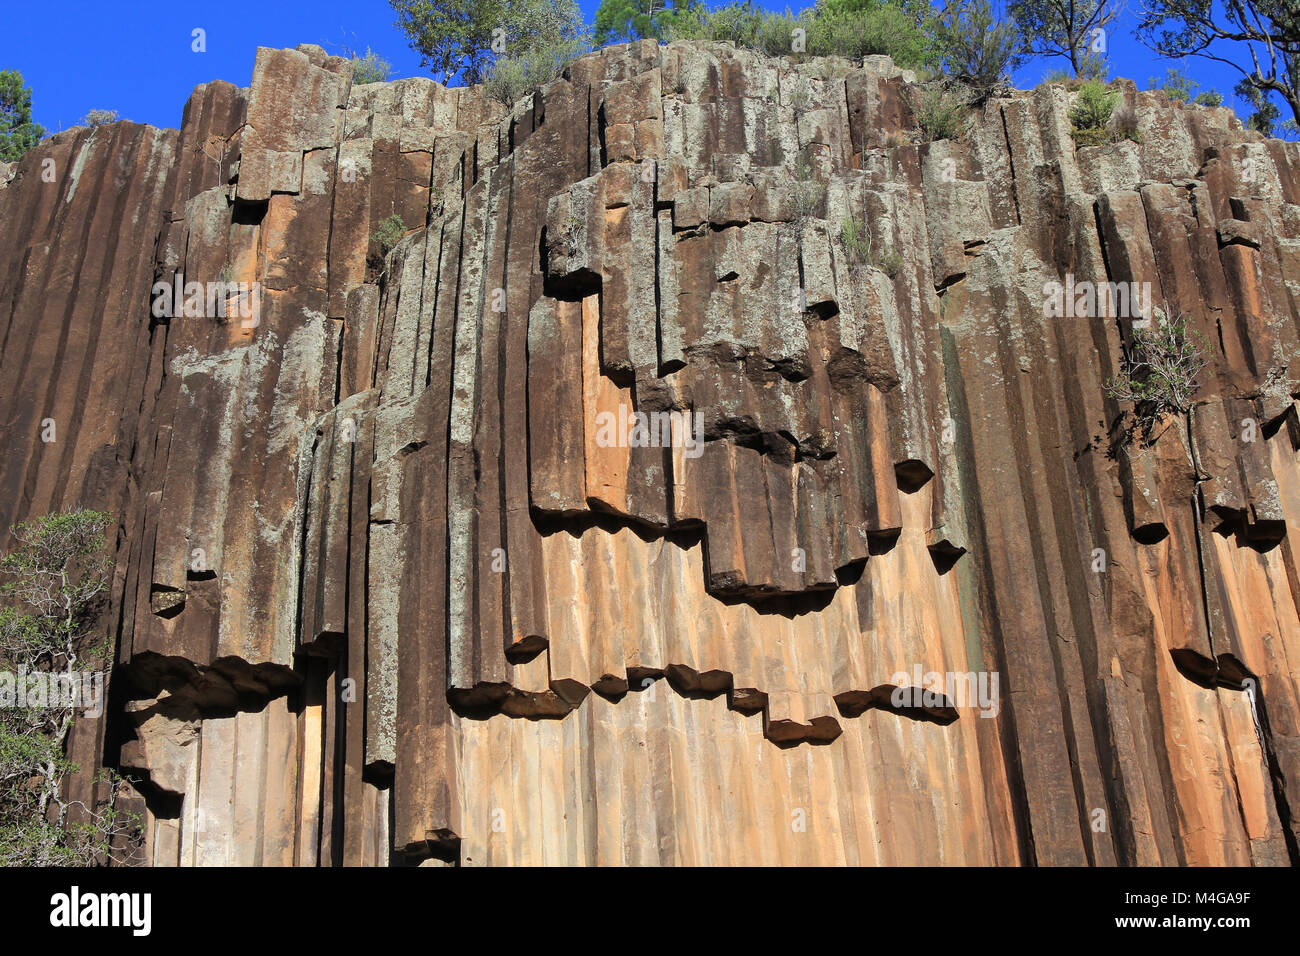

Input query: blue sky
[0,0,1277,134]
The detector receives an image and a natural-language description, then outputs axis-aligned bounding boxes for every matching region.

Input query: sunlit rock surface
[1,40,1298,866]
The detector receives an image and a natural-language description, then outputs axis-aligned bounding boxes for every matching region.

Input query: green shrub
[756,10,802,56]
[1070,79,1118,131]
[371,214,407,253]
[350,47,393,84]
[915,84,970,141]
[666,1,765,45]
[1105,307,1210,435]
[393,0,587,87]
[791,153,825,226]
[1067,80,1133,146]
[805,0,937,67]
[935,0,1021,94]
[666,0,939,70]
[594,0,699,44]
[485,31,588,104]
[840,216,903,277]
[1148,67,1222,108]
[840,216,870,267]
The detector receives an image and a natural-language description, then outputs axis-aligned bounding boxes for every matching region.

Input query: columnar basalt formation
[1,40,1299,866]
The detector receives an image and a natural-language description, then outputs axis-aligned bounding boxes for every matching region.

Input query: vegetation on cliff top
[381,0,1298,136]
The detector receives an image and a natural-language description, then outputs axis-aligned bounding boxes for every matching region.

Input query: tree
[0,510,139,866]
[1235,77,1282,134]
[1009,0,1119,77]
[392,0,586,87]
[484,0,589,102]
[937,0,1024,93]
[392,0,502,84]
[0,69,45,163]
[1137,0,1300,127]
[594,0,698,44]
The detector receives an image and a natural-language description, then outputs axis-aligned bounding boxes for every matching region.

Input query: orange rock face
[0,41,1298,866]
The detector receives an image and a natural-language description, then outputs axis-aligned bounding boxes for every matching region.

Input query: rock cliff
[1,39,1299,865]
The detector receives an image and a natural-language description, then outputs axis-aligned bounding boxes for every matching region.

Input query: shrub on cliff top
[1067,78,1137,147]
[392,0,587,87]
[935,0,1022,95]
[595,0,700,44]
[805,0,937,67]
[349,47,394,84]
[1070,79,1117,130]
[664,0,939,69]
[81,109,119,127]
[485,29,589,104]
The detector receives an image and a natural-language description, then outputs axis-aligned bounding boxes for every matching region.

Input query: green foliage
[791,152,825,226]
[1149,66,1193,102]
[1105,308,1210,436]
[370,214,408,253]
[666,1,765,45]
[840,216,903,277]
[485,10,589,104]
[1,510,112,657]
[664,0,938,69]
[1010,0,1118,77]
[0,69,46,162]
[392,0,587,87]
[915,84,971,141]
[803,0,937,66]
[594,0,698,43]
[1137,0,1299,128]
[0,510,137,866]
[1069,79,1117,130]
[81,109,119,127]
[349,47,394,84]
[1149,66,1221,107]
[1068,79,1140,147]
[1235,78,1282,136]
[840,216,870,264]
[392,0,500,84]
[935,0,1022,94]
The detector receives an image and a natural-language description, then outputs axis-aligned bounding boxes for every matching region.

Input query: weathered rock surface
[1,40,1299,865]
